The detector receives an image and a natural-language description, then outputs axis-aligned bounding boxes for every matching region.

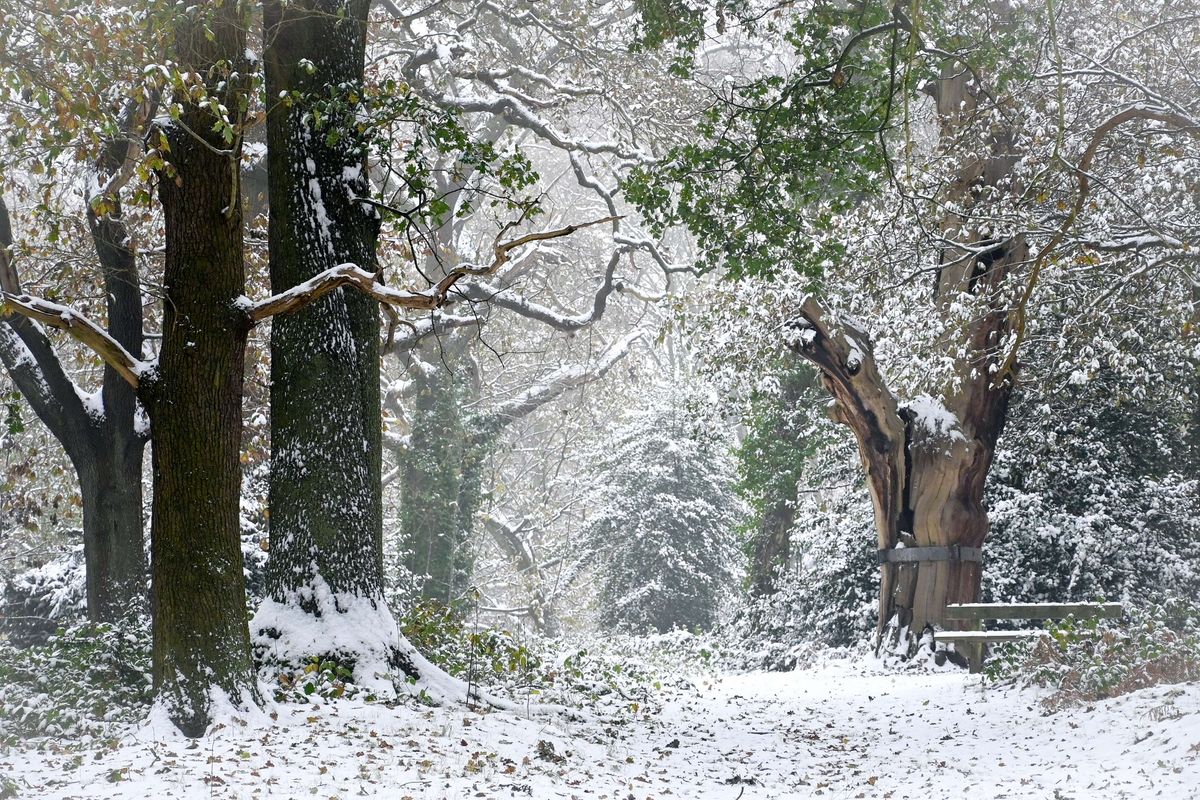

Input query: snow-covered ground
[5,655,1199,799]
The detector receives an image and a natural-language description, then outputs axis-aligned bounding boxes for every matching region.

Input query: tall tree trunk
[742,367,815,610]
[255,0,409,682]
[391,332,639,621]
[146,1,257,736]
[77,449,143,621]
[747,504,794,601]
[82,178,148,621]
[0,160,148,625]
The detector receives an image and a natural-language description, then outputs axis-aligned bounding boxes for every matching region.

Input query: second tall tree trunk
[255,0,412,684]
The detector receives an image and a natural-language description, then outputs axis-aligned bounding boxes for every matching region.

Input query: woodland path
[5,656,1200,799]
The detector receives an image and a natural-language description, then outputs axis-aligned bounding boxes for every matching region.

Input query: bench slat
[934,630,1045,643]
[944,602,1122,622]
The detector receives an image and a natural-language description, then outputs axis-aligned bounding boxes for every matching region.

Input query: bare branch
[482,330,643,426]
[246,263,438,321]
[999,105,1200,379]
[247,215,620,322]
[459,248,625,332]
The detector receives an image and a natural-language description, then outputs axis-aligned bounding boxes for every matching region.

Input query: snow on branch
[246,263,438,321]
[384,311,482,355]
[461,249,625,332]
[246,215,619,323]
[1000,104,1200,379]
[1,293,146,389]
[482,329,642,426]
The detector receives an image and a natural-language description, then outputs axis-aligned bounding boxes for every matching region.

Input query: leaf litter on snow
[4,650,1200,798]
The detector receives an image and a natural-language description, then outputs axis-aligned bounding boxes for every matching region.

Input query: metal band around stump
[876,545,983,565]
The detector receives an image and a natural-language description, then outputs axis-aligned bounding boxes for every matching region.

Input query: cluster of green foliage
[734,366,817,520]
[3,390,25,436]
[625,0,1064,283]
[984,603,1200,710]
[0,615,152,743]
[628,0,708,75]
[733,366,822,601]
[398,598,540,686]
[399,600,727,721]
[986,354,1200,606]
[532,632,730,720]
[625,0,911,280]
[272,655,367,704]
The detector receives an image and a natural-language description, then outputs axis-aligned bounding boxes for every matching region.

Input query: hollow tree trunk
[256,0,410,681]
[788,272,1018,648]
[785,43,1024,653]
[146,2,257,736]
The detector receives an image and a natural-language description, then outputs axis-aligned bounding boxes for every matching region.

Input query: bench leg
[966,641,984,673]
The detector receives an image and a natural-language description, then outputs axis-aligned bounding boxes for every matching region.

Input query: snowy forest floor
[5,653,1199,800]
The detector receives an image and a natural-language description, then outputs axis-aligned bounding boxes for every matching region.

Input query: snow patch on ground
[251,579,409,696]
[5,654,1198,799]
[249,578,477,707]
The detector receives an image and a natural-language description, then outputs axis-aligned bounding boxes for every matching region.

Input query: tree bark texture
[747,504,794,601]
[259,0,394,669]
[77,444,144,621]
[787,291,1013,646]
[82,188,148,621]
[147,1,257,736]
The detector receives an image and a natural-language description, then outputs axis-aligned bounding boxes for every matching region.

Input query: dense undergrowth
[984,603,1200,710]
[0,592,726,746]
[399,599,728,720]
[0,614,152,744]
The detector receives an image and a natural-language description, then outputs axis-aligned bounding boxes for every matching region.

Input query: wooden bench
[934,602,1124,673]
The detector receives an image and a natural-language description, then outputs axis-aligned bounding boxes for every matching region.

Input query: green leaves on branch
[296,76,540,231]
[734,364,820,518]
[625,0,1051,282]
[625,1,907,280]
